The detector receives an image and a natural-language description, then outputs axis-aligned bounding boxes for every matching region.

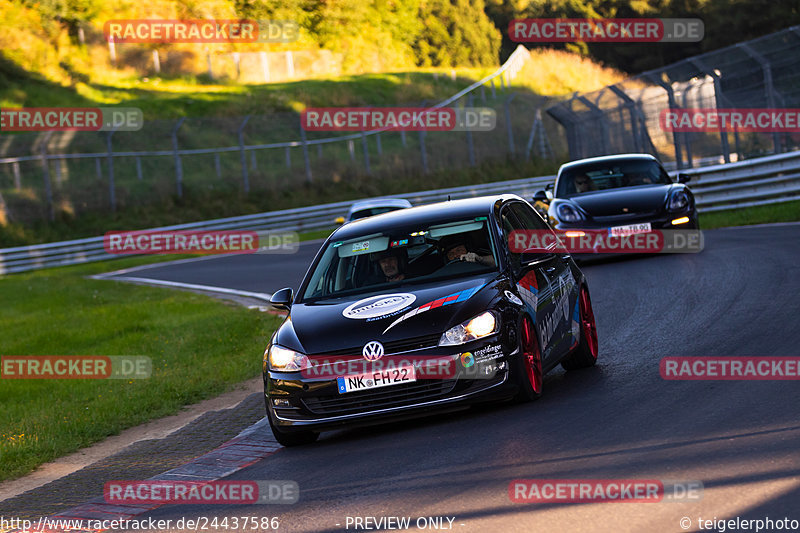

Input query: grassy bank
[0,256,284,482]
[698,200,800,229]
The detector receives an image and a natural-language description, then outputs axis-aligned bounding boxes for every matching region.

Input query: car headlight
[267,345,309,371]
[440,311,497,346]
[556,203,582,223]
[668,189,690,211]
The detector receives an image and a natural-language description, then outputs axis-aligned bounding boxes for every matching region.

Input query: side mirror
[334,216,346,224]
[532,190,548,203]
[677,173,691,184]
[545,183,554,191]
[520,247,555,265]
[270,287,293,311]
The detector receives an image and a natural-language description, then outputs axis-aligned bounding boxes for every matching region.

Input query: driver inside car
[439,234,496,267]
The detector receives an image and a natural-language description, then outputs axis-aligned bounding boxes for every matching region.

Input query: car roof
[333,194,520,240]
[558,153,660,175]
[348,198,413,212]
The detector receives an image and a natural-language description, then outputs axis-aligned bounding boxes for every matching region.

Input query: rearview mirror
[677,173,691,183]
[270,287,293,311]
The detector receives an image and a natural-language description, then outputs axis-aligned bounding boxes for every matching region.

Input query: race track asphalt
[103,223,800,533]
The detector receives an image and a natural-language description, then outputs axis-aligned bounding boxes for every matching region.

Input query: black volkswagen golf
[263,195,598,445]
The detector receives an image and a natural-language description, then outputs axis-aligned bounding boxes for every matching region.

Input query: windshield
[349,206,405,221]
[301,217,497,302]
[557,159,672,197]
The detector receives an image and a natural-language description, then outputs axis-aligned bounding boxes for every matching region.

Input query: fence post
[106,129,117,212]
[505,94,516,157]
[466,94,476,166]
[646,73,684,169]
[260,51,270,83]
[285,147,292,168]
[400,130,407,148]
[172,117,186,197]
[136,156,143,180]
[299,118,313,183]
[687,58,731,163]
[96,158,102,180]
[237,115,251,193]
[40,131,54,222]
[54,157,63,183]
[361,130,371,176]
[738,43,783,154]
[419,130,428,174]
[348,140,355,162]
[12,161,21,190]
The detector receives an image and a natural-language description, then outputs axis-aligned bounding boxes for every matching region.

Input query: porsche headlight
[556,203,582,223]
[267,345,309,371]
[440,311,497,346]
[668,189,690,211]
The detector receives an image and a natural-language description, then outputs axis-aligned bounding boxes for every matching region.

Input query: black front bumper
[264,337,516,432]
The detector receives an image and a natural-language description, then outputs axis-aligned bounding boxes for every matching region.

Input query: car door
[503,201,578,365]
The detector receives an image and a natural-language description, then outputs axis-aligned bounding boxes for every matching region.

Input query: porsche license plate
[609,222,652,237]
[337,364,417,394]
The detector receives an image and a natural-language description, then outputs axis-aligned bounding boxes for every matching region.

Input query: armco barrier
[1,149,799,274]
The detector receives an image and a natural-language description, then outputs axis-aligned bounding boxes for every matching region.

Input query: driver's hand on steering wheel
[460,252,480,263]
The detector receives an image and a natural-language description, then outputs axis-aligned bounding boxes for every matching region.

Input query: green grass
[699,200,800,229]
[0,256,285,482]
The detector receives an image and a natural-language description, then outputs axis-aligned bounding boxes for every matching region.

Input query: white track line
[97,275,273,302]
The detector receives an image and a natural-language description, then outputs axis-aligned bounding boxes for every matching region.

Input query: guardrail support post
[172,117,186,197]
[136,156,143,180]
[213,153,221,178]
[237,115,251,193]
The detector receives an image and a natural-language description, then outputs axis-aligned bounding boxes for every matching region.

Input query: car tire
[561,285,598,371]
[267,409,320,447]
[513,315,543,402]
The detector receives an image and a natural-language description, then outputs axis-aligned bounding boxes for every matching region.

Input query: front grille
[302,378,458,416]
[593,211,658,223]
[313,333,442,357]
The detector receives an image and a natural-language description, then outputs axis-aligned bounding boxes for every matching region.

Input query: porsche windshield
[301,218,497,301]
[557,159,672,197]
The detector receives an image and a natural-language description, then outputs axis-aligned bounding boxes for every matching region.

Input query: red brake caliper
[580,288,598,359]
[523,318,542,393]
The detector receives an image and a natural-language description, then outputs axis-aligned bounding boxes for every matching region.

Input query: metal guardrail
[2,149,799,274]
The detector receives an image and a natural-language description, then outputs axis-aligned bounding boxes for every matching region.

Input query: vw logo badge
[362,341,385,361]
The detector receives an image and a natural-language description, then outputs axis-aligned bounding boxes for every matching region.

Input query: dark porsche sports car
[263,195,599,446]
[534,153,698,235]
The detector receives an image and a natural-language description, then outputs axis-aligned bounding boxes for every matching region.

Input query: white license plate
[609,222,652,237]
[337,364,417,394]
